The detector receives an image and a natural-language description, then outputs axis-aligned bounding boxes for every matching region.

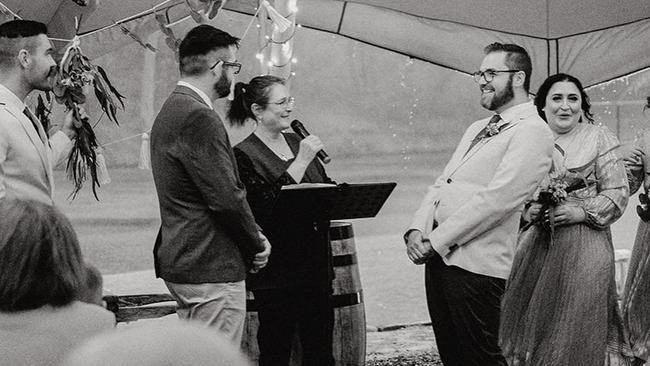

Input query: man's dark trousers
[425,251,507,366]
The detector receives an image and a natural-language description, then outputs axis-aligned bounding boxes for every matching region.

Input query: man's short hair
[0,19,48,39]
[0,20,48,68]
[484,43,533,93]
[178,24,239,76]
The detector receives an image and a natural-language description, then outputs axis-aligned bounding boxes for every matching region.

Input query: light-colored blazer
[408,101,554,279]
[0,85,72,205]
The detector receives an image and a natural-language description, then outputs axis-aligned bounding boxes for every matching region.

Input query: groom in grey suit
[405,43,554,365]
[151,25,270,344]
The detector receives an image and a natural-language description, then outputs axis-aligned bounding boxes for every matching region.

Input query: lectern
[242,182,397,366]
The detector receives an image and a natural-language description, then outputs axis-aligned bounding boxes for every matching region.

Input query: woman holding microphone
[228,75,335,366]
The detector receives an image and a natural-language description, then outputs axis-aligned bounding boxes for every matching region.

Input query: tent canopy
[3,0,650,89]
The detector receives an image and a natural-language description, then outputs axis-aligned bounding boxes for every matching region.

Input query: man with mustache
[150,24,271,345]
[404,43,554,365]
[0,20,76,205]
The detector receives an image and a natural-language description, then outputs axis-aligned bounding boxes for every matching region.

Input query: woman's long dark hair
[534,73,594,124]
[227,75,285,126]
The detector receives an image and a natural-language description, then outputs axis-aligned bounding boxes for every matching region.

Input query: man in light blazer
[405,43,554,366]
[150,25,270,345]
[0,20,75,205]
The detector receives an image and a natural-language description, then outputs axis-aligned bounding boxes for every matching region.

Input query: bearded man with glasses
[150,24,271,345]
[404,43,554,365]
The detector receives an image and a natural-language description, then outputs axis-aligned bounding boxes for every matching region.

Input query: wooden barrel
[241,221,366,365]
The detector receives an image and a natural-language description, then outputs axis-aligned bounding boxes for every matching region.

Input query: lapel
[447,107,532,176]
[5,106,52,190]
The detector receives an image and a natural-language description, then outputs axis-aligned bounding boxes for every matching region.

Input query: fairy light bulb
[291,57,297,64]
[255,53,263,60]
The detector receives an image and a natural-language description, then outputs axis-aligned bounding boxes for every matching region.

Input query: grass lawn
[52,152,640,327]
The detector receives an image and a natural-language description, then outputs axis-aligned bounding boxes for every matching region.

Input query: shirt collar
[177,81,213,110]
[498,100,536,125]
[0,83,26,111]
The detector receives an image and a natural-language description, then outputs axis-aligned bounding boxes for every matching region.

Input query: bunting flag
[208,0,223,19]
[120,24,157,52]
[155,11,181,54]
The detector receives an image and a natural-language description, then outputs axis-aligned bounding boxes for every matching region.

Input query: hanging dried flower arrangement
[52,36,124,199]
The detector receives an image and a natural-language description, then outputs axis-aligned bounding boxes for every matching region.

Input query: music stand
[274,182,396,221]
[329,182,396,220]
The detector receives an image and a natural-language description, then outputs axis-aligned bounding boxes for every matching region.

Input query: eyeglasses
[472,69,520,83]
[210,60,241,74]
[266,96,295,109]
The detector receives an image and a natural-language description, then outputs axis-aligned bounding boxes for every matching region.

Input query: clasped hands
[405,230,435,265]
[527,202,586,226]
[250,231,272,273]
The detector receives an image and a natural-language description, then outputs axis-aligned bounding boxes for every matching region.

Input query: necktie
[22,107,43,141]
[464,114,501,156]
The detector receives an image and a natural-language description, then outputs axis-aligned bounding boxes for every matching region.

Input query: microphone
[290,120,331,164]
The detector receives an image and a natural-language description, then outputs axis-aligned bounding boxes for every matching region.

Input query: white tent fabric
[3,0,650,89]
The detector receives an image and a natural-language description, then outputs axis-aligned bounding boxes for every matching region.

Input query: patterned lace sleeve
[625,136,645,194]
[234,149,295,224]
[581,127,629,229]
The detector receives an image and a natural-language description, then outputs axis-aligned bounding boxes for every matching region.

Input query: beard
[31,66,57,92]
[481,76,514,111]
[213,70,232,99]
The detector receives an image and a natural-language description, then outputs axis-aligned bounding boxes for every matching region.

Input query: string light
[254,0,300,76]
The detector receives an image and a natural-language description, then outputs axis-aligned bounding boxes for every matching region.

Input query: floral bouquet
[525,168,593,235]
[51,38,124,199]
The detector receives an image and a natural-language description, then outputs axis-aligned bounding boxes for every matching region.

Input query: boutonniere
[487,122,510,137]
[472,122,511,145]
[486,123,500,136]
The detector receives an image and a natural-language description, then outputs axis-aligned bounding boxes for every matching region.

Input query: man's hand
[61,109,77,140]
[619,142,644,165]
[405,229,434,265]
[250,231,271,273]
